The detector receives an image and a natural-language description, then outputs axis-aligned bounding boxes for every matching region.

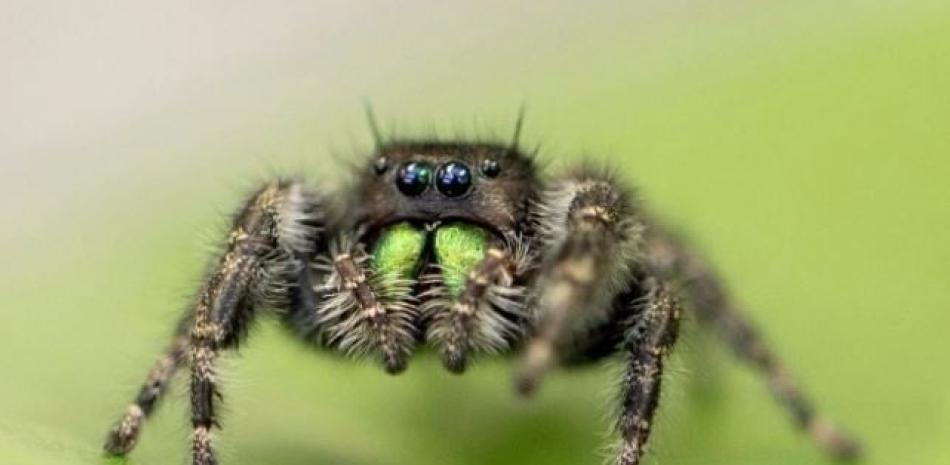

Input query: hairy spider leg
[614,278,682,465]
[644,225,861,460]
[103,326,188,454]
[104,181,323,465]
[516,173,643,396]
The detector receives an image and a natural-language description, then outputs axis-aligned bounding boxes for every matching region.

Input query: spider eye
[373,156,389,175]
[480,159,501,178]
[396,161,433,196]
[435,162,472,198]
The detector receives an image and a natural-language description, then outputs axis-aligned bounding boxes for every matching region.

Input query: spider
[104,112,861,465]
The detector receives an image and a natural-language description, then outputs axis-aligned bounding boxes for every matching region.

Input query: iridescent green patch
[372,222,427,281]
[434,223,488,297]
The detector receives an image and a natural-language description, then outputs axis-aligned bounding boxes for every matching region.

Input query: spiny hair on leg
[516,171,647,395]
[533,175,644,294]
[274,181,325,254]
[246,181,325,313]
[501,230,539,280]
[419,268,523,355]
[252,248,303,312]
[191,180,326,315]
[311,234,417,363]
[421,233,535,357]
[529,173,646,330]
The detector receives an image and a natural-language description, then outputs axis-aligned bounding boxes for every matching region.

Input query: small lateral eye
[480,159,501,178]
[373,156,389,175]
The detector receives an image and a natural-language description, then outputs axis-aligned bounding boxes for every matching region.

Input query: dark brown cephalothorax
[103,115,861,465]
[351,141,539,235]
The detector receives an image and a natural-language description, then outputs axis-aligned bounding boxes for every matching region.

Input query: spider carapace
[104,116,861,465]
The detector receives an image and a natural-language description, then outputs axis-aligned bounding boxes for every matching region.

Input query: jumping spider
[104,114,860,465]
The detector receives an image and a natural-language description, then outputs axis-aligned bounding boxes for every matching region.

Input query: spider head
[353,141,537,236]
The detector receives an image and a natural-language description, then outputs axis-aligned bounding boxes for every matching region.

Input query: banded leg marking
[434,247,518,373]
[614,280,681,465]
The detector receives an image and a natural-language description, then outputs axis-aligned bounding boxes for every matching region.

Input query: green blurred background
[2,1,948,464]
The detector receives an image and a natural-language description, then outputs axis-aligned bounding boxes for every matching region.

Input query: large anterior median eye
[435,161,472,197]
[396,161,433,196]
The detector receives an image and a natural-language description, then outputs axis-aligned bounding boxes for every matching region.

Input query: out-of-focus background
[2,1,949,464]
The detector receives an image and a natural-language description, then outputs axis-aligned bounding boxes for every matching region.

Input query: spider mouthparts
[382,355,409,375]
[441,351,468,375]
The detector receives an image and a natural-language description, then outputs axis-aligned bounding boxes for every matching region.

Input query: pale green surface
[434,223,489,297]
[372,222,427,282]
[2,2,950,465]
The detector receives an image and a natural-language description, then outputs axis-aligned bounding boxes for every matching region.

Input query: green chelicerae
[371,221,426,281]
[371,222,489,298]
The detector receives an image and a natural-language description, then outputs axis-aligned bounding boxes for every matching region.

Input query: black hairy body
[104,116,861,465]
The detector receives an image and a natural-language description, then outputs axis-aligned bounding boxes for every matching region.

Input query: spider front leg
[614,278,681,465]
[517,173,643,394]
[103,181,324,465]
